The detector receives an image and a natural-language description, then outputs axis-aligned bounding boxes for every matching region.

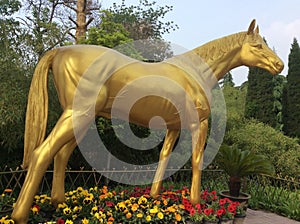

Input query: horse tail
[22,49,59,169]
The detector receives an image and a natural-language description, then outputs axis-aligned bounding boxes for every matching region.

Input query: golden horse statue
[12,19,283,223]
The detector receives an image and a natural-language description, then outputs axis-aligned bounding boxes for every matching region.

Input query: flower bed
[0,186,245,223]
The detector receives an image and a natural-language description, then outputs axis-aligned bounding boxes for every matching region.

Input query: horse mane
[193,31,247,63]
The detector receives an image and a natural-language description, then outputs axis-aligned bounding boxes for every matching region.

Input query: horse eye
[255,44,263,49]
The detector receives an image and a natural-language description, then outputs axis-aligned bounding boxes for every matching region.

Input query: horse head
[240,19,284,74]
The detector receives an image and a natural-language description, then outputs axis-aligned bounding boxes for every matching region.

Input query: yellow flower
[72,214,78,220]
[73,206,81,213]
[63,207,72,215]
[58,202,67,209]
[149,206,159,214]
[117,201,127,211]
[4,219,15,224]
[91,206,98,214]
[71,195,77,203]
[107,192,113,198]
[0,215,8,222]
[81,218,89,224]
[94,212,100,220]
[76,187,83,192]
[146,215,152,222]
[107,210,113,216]
[31,206,39,215]
[136,213,143,218]
[65,220,73,224]
[138,196,147,204]
[83,197,92,205]
[157,212,164,220]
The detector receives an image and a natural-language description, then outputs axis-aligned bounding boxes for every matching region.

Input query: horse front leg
[12,110,75,224]
[150,129,180,197]
[190,119,208,205]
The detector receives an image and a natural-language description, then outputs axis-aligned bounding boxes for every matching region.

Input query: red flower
[204,208,214,216]
[228,204,236,213]
[195,203,202,213]
[56,218,65,224]
[219,198,226,205]
[189,207,196,216]
[105,201,114,207]
[217,208,225,217]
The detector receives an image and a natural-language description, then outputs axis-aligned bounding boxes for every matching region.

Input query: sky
[102,0,300,86]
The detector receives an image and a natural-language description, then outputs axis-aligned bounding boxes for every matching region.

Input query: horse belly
[104,94,183,129]
[129,96,182,129]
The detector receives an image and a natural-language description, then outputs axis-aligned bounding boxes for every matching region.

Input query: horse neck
[189,32,246,82]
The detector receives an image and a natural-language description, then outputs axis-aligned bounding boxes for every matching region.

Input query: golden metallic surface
[12,19,283,223]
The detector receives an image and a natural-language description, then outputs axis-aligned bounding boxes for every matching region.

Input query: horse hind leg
[51,138,77,207]
[11,110,76,224]
[51,123,91,207]
[150,129,180,197]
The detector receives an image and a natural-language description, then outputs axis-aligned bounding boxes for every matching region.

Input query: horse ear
[255,25,259,34]
[247,19,256,35]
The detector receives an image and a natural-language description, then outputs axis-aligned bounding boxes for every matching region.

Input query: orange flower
[163,199,168,206]
[4,189,13,193]
[167,206,176,213]
[126,212,132,219]
[131,203,139,212]
[102,186,108,194]
[99,194,106,200]
[175,213,182,221]
[108,216,114,222]
[154,200,161,205]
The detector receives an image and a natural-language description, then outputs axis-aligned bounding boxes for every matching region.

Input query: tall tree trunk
[75,0,87,43]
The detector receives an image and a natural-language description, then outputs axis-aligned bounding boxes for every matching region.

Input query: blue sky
[102,0,300,85]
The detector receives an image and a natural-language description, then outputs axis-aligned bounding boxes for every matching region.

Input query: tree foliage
[20,0,72,59]
[0,0,31,165]
[80,10,132,48]
[222,85,300,179]
[245,66,278,128]
[283,38,300,137]
[109,0,178,40]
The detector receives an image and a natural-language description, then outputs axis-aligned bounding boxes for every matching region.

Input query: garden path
[245,209,300,224]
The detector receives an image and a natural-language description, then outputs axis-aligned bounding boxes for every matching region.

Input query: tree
[0,0,31,166]
[245,66,276,127]
[109,0,178,40]
[64,0,100,43]
[106,0,177,61]
[81,10,132,48]
[272,75,285,131]
[220,72,235,87]
[20,0,73,59]
[282,38,300,137]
